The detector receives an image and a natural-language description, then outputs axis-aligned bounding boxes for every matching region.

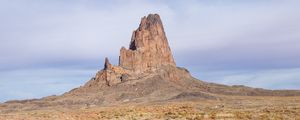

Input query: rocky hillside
[1,14,300,113]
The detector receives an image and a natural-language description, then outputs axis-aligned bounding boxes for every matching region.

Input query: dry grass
[1,96,300,120]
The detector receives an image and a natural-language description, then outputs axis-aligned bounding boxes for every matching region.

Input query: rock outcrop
[84,14,180,87]
[119,14,176,73]
[85,58,130,87]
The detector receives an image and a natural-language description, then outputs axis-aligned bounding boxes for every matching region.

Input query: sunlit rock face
[119,14,176,73]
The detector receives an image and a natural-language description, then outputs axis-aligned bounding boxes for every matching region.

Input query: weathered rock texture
[119,14,176,73]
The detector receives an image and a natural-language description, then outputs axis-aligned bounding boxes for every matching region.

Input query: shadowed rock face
[119,14,176,73]
[104,57,112,70]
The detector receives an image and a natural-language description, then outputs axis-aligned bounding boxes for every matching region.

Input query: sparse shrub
[210,112,217,119]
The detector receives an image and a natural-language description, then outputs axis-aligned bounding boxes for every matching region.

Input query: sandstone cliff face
[119,14,176,73]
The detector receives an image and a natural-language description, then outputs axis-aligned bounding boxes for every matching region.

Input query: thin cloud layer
[0,0,300,102]
[194,68,300,90]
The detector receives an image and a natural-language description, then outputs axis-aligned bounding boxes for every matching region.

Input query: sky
[0,0,300,102]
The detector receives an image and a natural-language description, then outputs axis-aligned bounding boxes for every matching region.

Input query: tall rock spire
[119,14,176,72]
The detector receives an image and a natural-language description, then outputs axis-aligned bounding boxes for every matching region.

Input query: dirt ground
[1,96,299,120]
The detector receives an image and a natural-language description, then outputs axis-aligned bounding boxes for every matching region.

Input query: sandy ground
[1,96,300,120]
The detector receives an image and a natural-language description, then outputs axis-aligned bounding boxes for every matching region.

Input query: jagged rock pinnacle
[119,14,176,73]
[93,14,180,87]
[104,57,112,70]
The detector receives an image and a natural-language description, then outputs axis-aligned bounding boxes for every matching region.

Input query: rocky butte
[1,14,300,112]
[80,14,186,89]
[61,14,300,104]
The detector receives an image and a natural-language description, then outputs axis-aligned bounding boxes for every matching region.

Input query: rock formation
[119,14,176,73]
[84,14,181,87]
[72,14,300,96]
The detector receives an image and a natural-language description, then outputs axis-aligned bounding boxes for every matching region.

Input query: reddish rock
[88,14,180,87]
[119,14,176,73]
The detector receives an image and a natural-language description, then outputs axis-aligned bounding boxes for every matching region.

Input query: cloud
[193,68,300,90]
[0,0,175,70]
[1,0,300,70]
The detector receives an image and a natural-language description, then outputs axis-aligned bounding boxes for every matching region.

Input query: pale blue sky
[0,0,300,102]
